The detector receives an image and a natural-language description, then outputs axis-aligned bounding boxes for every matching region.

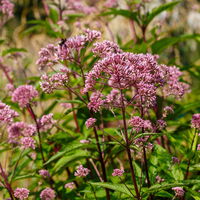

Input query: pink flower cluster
[67,0,97,14]
[85,118,96,128]
[172,187,185,197]
[65,182,75,189]
[0,0,14,18]
[20,137,36,149]
[129,116,152,132]
[88,91,104,112]
[74,165,90,177]
[112,168,124,176]
[7,121,36,149]
[191,113,200,130]
[155,175,164,183]
[36,44,58,70]
[39,169,50,178]
[14,188,29,200]
[0,101,18,124]
[58,29,101,61]
[104,0,118,8]
[40,72,68,93]
[38,113,56,132]
[92,40,122,58]
[40,188,55,200]
[83,43,189,108]
[105,89,122,108]
[162,65,189,99]
[12,85,38,107]
[197,144,200,151]
[8,122,36,144]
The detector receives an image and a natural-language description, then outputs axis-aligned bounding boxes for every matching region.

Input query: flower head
[39,169,50,178]
[0,0,14,18]
[65,182,75,189]
[20,137,36,149]
[38,113,56,132]
[40,188,56,200]
[8,122,36,143]
[37,44,59,70]
[12,85,38,107]
[112,169,124,176]
[129,116,152,132]
[0,101,18,124]
[40,72,68,93]
[14,188,29,200]
[88,91,104,112]
[85,118,96,128]
[172,187,185,197]
[74,165,90,177]
[191,113,200,130]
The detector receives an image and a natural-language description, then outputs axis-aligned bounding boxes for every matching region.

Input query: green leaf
[13,173,36,181]
[101,8,140,24]
[2,48,27,56]
[57,100,83,104]
[52,150,90,173]
[49,8,59,23]
[90,182,135,197]
[151,34,200,54]
[143,1,181,26]
[44,143,88,165]
[144,180,200,194]
[41,100,57,116]
[0,40,4,45]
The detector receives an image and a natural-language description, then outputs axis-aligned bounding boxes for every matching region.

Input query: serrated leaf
[101,8,140,24]
[52,150,90,173]
[49,8,59,23]
[151,34,200,54]
[2,48,27,56]
[143,1,181,26]
[44,143,87,165]
[90,182,135,197]
[144,180,200,194]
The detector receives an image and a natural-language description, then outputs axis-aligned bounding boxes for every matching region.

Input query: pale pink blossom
[20,137,36,149]
[74,165,90,177]
[40,188,56,200]
[191,113,200,130]
[172,187,185,197]
[197,144,200,151]
[104,0,118,8]
[39,169,50,178]
[88,91,104,112]
[37,44,59,70]
[0,101,18,124]
[85,118,96,128]
[0,0,14,18]
[14,188,29,200]
[12,85,38,107]
[129,116,152,132]
[65,182,75,189]
[80,139,90,144]
[156,175,164,183]
[40,72,68,93]
[8,122,36,143]
[112,169,124,176]
[38,113,56,132]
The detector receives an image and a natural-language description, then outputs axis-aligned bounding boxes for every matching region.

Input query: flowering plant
[0,0,200,199]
